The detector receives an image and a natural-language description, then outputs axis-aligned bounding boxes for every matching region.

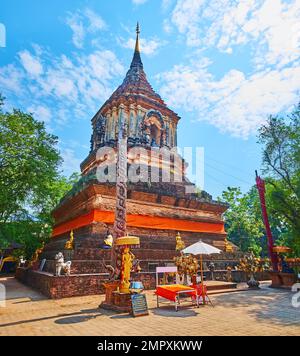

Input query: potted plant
[238,251,262,289]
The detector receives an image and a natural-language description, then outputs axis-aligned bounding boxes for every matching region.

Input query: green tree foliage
[0,95,79,258]
[219,187,264,256]
[221,104,300,257]
[258,105,300,254]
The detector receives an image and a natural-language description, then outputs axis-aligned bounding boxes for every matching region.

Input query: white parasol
[182,240,221,304]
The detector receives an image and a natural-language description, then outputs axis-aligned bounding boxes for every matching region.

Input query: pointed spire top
[135,22,140,53]
[130,22,143,70]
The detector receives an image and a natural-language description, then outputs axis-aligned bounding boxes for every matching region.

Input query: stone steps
[206,282,238,291]
[208,288,247,295]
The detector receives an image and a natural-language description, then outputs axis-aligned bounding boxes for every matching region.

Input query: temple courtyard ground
[0,276,299,336]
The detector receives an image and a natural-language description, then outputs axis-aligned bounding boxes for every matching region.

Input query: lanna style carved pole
[112,107,128,278]
[255,170,278,271]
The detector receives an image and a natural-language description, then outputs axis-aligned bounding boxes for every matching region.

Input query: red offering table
[155,284,199,311]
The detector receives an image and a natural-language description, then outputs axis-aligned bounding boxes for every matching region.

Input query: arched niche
[143,110,165,147]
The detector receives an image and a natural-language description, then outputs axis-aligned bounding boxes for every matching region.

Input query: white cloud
[66,13,85,49]
[132,0,148,5]
[163,19,173,34]
[19,50,43,77]
[27,105,52,124]
[60,148,82,176]
[0,64,24,93]
[169,0,300,67]
[158,63,300,138]
[157,0,300,137]
[84,8,106,33]
[66,8,106,48]
[171,0,205,47]
[162,0,174,11]
[243,0,300,68]
[120,37,166,56]
[0,46,125,130]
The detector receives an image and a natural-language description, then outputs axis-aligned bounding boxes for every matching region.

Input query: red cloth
[155,285,197,302]
[191,284,208,296]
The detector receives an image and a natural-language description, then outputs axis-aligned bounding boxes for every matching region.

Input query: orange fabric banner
[52,209,225,237]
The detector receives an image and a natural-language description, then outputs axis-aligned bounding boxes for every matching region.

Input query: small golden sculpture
[65,230,74,250]
[29,243,44,267]
[174,254,198,280]
[224,236,233,253]
[120,247,135,293]
[175,232,185,251]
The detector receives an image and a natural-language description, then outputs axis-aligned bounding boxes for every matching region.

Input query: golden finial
[135,22,140,53]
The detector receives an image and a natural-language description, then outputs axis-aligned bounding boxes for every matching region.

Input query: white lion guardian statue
[54,252,71,276]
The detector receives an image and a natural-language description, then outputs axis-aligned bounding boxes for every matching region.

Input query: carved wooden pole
[255,170,278,271]
[112,106,128,277]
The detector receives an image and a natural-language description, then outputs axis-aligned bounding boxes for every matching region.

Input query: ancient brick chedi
[41,24,229,275]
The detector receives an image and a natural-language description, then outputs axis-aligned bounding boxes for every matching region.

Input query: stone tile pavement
[0,276,299,336]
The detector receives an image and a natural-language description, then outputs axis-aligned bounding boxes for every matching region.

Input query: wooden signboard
[131,294,149,317]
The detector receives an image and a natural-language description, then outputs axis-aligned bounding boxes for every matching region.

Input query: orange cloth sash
[52,210,225,237]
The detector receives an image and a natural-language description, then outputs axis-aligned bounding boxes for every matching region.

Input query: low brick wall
[16,268,271,300]
[16,268,109,299]
[208,270,270,283]
[131,272,156,289]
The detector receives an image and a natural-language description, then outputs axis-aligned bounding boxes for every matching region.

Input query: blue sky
[0,0,299,199]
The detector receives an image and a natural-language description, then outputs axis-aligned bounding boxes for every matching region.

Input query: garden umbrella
[182,240,221,304]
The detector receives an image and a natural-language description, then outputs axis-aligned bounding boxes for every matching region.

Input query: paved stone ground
[0,276,299,336]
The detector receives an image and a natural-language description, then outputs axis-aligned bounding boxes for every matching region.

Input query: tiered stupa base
[16,181,238,298]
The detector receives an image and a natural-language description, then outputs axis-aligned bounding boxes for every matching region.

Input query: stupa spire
[130,22,143,69]
[135,22,140,53]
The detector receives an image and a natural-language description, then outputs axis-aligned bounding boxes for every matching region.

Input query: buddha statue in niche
[143,115,162,147]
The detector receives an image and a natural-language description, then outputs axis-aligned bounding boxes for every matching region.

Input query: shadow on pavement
[211,286,299,325]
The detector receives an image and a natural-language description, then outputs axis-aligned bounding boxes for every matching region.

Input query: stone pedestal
[270,271,297,289]
[100,281,132,313]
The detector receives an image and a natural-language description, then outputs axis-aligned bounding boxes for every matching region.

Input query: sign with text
[131,294,149,317]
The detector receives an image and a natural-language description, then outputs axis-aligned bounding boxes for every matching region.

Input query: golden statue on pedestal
[175,232,185,251]
[65,230,74,250]
[114,235,140,294]
[120,247,135,293]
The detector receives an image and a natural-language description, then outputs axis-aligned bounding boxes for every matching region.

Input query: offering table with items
[156,284,199,312]
[155,266,199,311]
